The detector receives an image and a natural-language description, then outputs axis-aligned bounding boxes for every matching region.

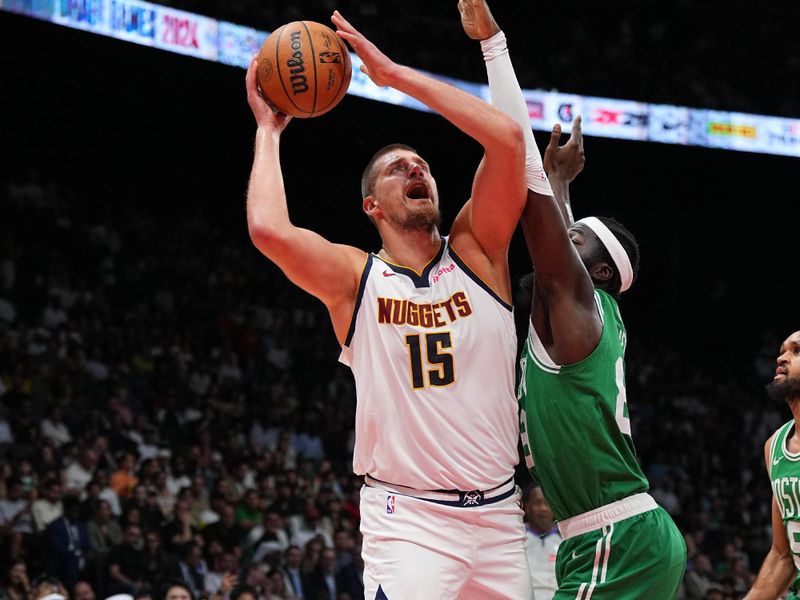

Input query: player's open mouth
[405,182,430,202]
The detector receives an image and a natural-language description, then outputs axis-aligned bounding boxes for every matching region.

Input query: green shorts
[554,506,686,600]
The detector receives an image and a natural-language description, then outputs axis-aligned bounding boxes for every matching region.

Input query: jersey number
[405,332,455,389]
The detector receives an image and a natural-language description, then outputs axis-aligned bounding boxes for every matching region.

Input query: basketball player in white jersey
[245,11,543,600]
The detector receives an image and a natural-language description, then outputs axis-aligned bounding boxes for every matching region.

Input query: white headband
[576,217,633,293]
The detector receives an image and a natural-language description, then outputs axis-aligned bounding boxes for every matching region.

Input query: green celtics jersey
[518,289,649,521]
[768,420,800,592]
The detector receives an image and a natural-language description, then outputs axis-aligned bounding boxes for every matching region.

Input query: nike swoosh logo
[774,456,783,466]
[382,270,396,277]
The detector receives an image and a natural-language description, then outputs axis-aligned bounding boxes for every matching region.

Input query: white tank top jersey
[339,237,519,492]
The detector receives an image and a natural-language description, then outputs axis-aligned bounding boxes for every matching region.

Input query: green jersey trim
[783,423,800,462]
[526,292,605,374]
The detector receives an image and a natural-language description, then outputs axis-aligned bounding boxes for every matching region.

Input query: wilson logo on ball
[286,30,308,95]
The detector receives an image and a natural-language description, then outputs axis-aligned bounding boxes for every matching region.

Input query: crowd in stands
[0,170,791,600]
[153,0,798,118]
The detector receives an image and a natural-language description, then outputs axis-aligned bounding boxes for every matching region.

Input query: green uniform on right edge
[767,420,800,598]
[519,290,686,599]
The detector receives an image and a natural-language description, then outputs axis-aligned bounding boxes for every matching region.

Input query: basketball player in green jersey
[744,330,800,599]
[459,1,687,597]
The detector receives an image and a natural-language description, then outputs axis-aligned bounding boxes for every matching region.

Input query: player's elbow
[495,114,526,157]
[248,219,292,256]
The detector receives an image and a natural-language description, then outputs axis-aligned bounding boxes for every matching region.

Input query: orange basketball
[256,21,352,118]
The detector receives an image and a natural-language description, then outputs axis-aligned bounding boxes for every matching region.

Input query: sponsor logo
[558,103,573,122]
[591,109,648,127]
[431,262,455,284]
[708,122,757,138]
[382,270,396,278]
[287,30,309,95]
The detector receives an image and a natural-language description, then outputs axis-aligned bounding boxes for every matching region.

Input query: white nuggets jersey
[339,237,519,491]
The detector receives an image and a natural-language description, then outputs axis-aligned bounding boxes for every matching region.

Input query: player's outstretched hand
[544,115,585,183]
[246,58,292,133]
[332,10,399,88]
[458,0,500,41]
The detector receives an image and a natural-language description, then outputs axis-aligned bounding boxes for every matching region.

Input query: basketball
[256,21,352,118]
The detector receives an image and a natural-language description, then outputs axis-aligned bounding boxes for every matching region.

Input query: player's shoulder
[765,420,794,459]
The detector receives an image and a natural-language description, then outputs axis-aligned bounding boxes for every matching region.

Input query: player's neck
[378,228,442,272]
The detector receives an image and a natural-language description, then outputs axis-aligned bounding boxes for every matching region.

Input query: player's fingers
[331,10,356,34]
[335,29,358,50]
[245,59,259,101]
[546,123,562,152]
[572,115,583,147]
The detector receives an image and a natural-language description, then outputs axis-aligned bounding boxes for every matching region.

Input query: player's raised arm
[743,435,796,600]
[460,0,598,363]
[332,10,526,258]
[245,59,365,343]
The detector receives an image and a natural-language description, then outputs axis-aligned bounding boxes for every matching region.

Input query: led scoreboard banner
[3,0,799,158]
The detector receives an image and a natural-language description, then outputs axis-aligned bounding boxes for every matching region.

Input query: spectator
[203,552,236,597]
[110,452,140,499]
[29,576,67,600]
[163,582,193,600]
[304,547,337,600]
[0,476,34,561]
[279,546,307,600]
[288,504,331,551]
[43,495,91,589]
[142,530,169,594]
[168,543,207,600]
[523,484,561,600]
[72,581,95,600]
[228,584,258,600]
[250,512,290,564]
[0,560,31,600]
[107,524,149,596]
[39,406,71,449]
[31,479,62,532]
[86,499,123,556]
[333,541,363,600]
[160,500,198,556]
[202,503,244,556]
[683,553,717,600]
[62,449,98,496]
[234,491,262,531]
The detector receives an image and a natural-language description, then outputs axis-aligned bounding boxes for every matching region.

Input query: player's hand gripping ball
[256,21,352,118]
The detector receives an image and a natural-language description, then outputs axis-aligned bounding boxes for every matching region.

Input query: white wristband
[480,31,508,61]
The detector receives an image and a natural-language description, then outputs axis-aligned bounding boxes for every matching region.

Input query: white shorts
[360,481,532,600]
